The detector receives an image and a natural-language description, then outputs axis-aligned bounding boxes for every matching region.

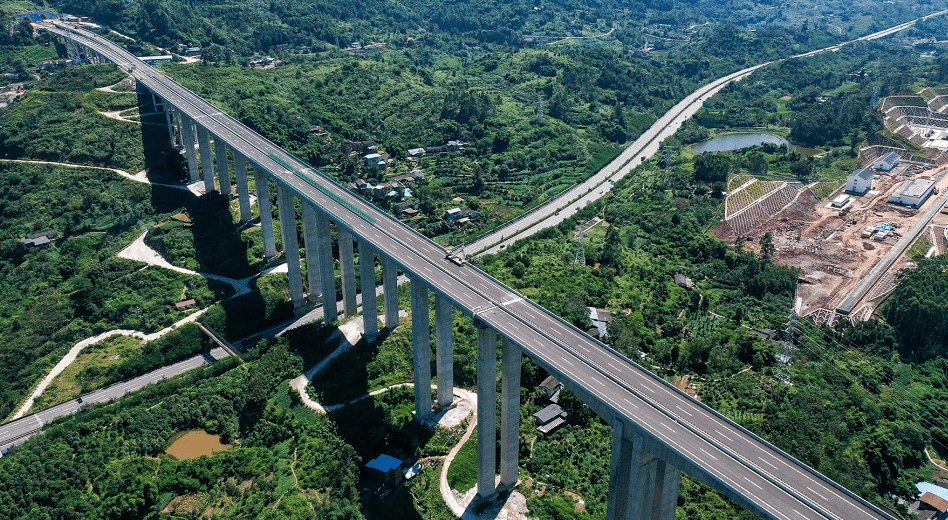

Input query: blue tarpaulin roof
[366,454,401,473]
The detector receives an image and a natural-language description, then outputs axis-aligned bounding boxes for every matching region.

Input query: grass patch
[446,428,478,493]
[908,235,933,261]
[811,180,845,200]
[30,333,145,411]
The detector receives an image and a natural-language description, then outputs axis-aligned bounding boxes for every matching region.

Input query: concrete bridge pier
[173,110,184,148]
[607,422,680,520]
[161,101,176,147]
[232,152,252,222]
[180,115,200,181]
[277,186,305,312]
[338,229,358,317]
[410,277,433,423]
[475,322,497,500]
[499,337,520,491]
[314,213,337,325]
[215,140,231,196]
[252,169,278,260]
[382,257,399,329]
[301,204,321,304]
[434,294,453,410]
[359,241,379,339]
[196,126,215,192]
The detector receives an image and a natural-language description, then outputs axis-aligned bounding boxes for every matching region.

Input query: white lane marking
[715,430,734,442]
[608,362,622,371]
[744,476,763,490]
[792,509,808,519]
[562,357,574,366]
[660,422,675,432]
[624,399,639,409]
[700,448,718,460]
[806,487,828,502]
[675,405,693,417]
[759,457,779,470]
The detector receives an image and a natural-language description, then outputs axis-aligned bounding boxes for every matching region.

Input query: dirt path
[0,158,188,190]
[11,226,287,420]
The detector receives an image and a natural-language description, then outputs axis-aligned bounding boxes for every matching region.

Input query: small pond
[166,430,230,460]
[690,133,790,153]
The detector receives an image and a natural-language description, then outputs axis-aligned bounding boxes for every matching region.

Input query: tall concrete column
[301,204,321,302]
[359,241,379,338]
[476,323,498,500]
[435,294,454,409]
[215,139,231,196]
[338,229,358,317]
[383,257,399,329]
[315,213,337,324]
[410,278,432,423]
[500,337,520,491]
[180,116,200,181]
[174,111,184,146]
[197,126,215,192]
[163,105,175,147]
[252,168,277,260]
[608,422,638,520]
[277,186,305,310]
[233,153,253,222]
[607,423,680,520]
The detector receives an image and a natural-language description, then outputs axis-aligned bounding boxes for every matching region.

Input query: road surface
[0,347,229,452]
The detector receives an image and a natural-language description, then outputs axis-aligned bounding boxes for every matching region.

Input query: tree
[758,232,775,261]
[693,153,730,184]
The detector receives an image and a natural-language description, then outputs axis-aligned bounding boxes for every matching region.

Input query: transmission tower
[536,94,544,119]
[870,85,880,108]
[573,232,587,267]
[776,285,800,383]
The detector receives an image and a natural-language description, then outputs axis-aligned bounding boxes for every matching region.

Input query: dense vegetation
[2,0,948,518]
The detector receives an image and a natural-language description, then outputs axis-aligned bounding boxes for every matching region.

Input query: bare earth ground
[714,162,948,318]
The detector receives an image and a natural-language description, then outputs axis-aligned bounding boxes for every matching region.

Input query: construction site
[712,87,948,326]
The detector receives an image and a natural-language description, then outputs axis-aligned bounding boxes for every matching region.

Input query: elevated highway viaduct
[41,20,913,520]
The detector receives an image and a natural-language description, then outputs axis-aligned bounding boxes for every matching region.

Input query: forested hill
[49,0,946,56]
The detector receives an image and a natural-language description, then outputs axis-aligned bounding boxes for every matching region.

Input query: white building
[846,168,873,194]
[872,152,900,171]
[888,178,936,208]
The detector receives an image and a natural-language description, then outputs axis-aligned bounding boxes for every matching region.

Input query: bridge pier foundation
[301,204,321,303]
[500,337,520,491]
[277,186,305,311]
[315,213,337,324]
[215,140,231,196]
[252,169,278,260]
[410,278,432,423]
[232,152,252,222]
[339,229,358,317]
[382,258,399,329]
[607,422,680,520]
[180,116,200,181]
[434,293,453,409]
[197,126,215,192]
[476,323,497,500]
[359,241,379,339]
